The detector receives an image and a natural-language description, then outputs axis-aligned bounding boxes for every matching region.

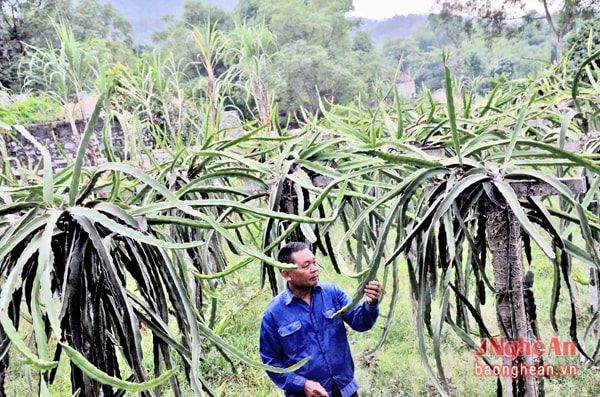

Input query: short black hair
[277,242,309,265]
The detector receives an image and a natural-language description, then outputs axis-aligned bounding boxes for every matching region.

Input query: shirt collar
[283,282,322,305]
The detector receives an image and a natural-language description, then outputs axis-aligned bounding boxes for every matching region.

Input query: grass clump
[0,93,63,125]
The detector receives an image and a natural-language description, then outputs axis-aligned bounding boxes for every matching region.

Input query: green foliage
[224,21,277,127]
[183,0,234,31]
[0,0,133,91]
[107,51,199,147]
[234,0,376,122]
[270,42,358,120]
[435,0,599,62]
[0,0,68,90]
[461,51,485,77]
[489,57,516,78]
[565,17,600,71]
[253,0,354,51]
[0,94,63,125]
[0,100,303,396]
[70,0,133,43]
[151,1,234,60]
[382,18,554,93]
[22,18,101,106]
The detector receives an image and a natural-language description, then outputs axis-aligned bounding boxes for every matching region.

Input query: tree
[151,0,377,123]
[564,17,600,70]
[151,1,233,50]
[70,0,133,44]
[381,24,450,91]
[269,41,357,121]
[181,0,233,32]
[241,0,369,121]
[234,0,259,21]
[462,51,485,77]
[255,0,356,54]
[150,1,233,87]
[0,0,66,89]
[435,0,599,62]
[0,0,132,90]
[348,30,381,90]
[489,56,516,78]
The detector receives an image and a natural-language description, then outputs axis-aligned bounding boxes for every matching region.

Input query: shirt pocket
[322,308,336,319]
[322,308,344,331]
[277,321,306,354]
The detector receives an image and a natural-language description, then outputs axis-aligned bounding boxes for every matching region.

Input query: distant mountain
[359,14,429,46]
[101,0,237,44]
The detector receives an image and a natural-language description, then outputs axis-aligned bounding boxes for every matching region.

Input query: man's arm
[340,281,381,331]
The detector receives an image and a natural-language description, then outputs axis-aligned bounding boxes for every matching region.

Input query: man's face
[284,248,319,289]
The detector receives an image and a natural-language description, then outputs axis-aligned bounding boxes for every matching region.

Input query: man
[259,242,382,397]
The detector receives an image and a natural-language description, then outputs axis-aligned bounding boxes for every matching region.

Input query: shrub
[0,94,64,125]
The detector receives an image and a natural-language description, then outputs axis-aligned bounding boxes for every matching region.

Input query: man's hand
[304,380,328,397]
[364,280,382,306]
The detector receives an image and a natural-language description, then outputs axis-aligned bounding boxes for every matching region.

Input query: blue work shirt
[259,281,379,397]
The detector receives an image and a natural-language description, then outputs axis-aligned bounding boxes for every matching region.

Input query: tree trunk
[485,199,537,397]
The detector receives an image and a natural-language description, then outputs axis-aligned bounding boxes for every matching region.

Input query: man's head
[278,242,319,291]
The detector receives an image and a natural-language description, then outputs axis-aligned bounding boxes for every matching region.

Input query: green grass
[0,95,64,125]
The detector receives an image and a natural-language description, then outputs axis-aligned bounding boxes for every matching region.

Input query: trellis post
[485,176,586,397]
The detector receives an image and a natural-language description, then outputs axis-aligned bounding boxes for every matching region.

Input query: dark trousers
[332,382,358,397]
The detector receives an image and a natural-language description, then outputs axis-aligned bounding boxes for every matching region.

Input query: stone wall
[3,110,245,171]
[3,118,124,169]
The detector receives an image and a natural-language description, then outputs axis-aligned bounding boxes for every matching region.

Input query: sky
[347,0,438,19]
[347,0,551,20]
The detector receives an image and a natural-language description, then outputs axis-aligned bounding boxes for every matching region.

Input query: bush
[0,94,64,125]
